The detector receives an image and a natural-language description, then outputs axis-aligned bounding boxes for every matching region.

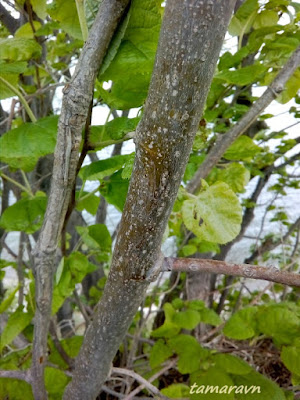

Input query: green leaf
[76,225,112,253]
[0,73,19,100]
[45,367,70,396]
[0,286,19,313]
[84,0,102,30]
[169,334,210,374]
[212,163,250,193]
[99,169,129,211]
[0,379,33,400]
[98,7,131,75]
[80,154,131,181]
[89,117,139,148]
[182,244,197,256]
[228,0,259,36]
[173,310,200,330]
[152,303,181,338]
[223,307,258,340]
[256,304,300,345]
[121,153,135,179]
[253,10,279,29]
[213,353,252,375]
[15,21,42,38]
[0,195,47,234]
[0,307,33,352]
[149,339,173,369]
[190,367,235,400]
[0,115,58,171]
[182,182,242,244]
[277,70,300,104]
[224,136,262,162]
[232,370,285,400]
[281,346,300,375]
[216,64,267,86]
[199,308,222,326]
[218,47,250,71]
[76,191,100,215]
[161,384,190,399]
[0,38,41,61]
[31,0,47,19]
[98,0,162,109]
[0,60,27,74]
[48,0,82,40]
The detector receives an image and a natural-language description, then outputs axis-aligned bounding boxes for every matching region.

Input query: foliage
[0,0,299,398]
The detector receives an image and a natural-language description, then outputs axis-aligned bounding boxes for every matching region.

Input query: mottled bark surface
[64,1,236,399]
[30,1,130,398]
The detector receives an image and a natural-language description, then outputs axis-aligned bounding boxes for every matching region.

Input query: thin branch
[187,45,300,194]
[31,0,131,398]
[111,368,170,400]
[123,359,178,400]
[0,369,31,384]
[162,257,300,287]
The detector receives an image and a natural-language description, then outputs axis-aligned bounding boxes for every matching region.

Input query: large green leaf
[0,73,19,100]
[98,0,162,109]
[31,0,47,19]
[161,384,190,399]
[168,334,210,374]
[89,117,139,148]
[224,136,262,162]
[229,0,259,36]
[0,115,58,171]
[45,367,70,397]
[216,64,267,86]
[253,10,279,29]
[99,169,129,211]
[213,354,252,375]
[76,224,112,253]
[210,163,250,193]
[190,367,235,400]
[223,307,258,340]
[256,303,300,345]
[151,303,181,339]
[0,307,33,352]
[149,339,173,369]
[281,346,300,375]
[182,182,242,244]
[80,154,131,181]
[0,195,47,234]
[232,370,285,400]
[172,310,200,330]
[48,0,82,40]
[0,38,41,61]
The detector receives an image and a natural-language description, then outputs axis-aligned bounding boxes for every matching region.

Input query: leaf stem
[75,0,89,41]
[0,172,34,197]
[0,76,37,123]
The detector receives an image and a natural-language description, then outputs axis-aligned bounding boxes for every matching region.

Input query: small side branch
[0,369,31,384]
[163,257,300,287]
[187,45,300,194]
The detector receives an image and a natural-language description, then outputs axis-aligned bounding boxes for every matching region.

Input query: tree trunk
[64,1,236,398]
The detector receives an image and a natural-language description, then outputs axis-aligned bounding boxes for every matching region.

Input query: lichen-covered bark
[31,1,130,399]
[64,1,236,399]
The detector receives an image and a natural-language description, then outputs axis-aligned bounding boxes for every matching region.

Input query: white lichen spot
[172,90,178,96]
[148,141,154,149]
[152,110,157,119]
[175,151,180,157]
[163,128,168,134]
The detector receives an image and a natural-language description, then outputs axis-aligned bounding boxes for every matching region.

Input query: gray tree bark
[64,1,236,398]
[30,1,130,398]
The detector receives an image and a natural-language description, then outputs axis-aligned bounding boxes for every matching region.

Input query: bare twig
[0,369,31,384]
[123,358,178,400]
[163,257,300,287]
[112,367,170,400]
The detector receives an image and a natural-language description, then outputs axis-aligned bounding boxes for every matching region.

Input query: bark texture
[64,1,236,398]
[30,1,130,398]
